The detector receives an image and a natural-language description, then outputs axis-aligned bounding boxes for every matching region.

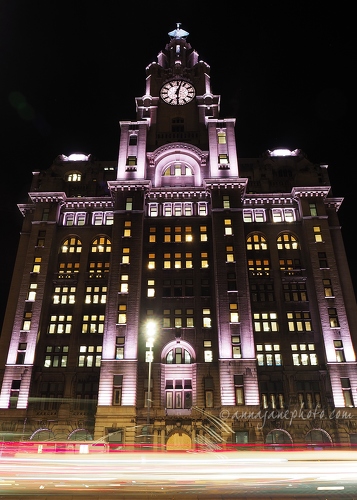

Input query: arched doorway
[166,431,192,451]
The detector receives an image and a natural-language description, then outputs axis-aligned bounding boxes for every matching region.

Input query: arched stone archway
[166,431,192,451]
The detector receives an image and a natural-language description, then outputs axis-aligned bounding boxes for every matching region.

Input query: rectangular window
[296,380,320,409]
[229,303,239,323]
[147,279,155,297]
[253,312,278,332]
[204,340,212,362]
[226,245,235,262]
[323,279,334,297]
[202,308,212,328]
[218,131,226,144]
[148,252,155,269]
[149,227,156,242]
[313,226,323,242]
[318,252,328,268]
[117,305,127,324]
[113,375,123,405]
[341,378,354,407]
[32,257,42,273]
[328,308,340,327]
[48,315,73,334]
[287,311,312,332]
[116,337,125,360]
[283,282,307,301]
[291,343,317,366]
[309,203,318,216]
[92,212,104,225]
[223,195,230,208]
[126,197,133,210]
[200,226,207,242]
[224,218,233,235]
[334,340,345,362]
[234,374,244,405]
[120,274,129,294]
[256,344,282,366]
[201,252,209,268]
[81,315,105,334]
[123,221,131,237]
[232,336,241,359]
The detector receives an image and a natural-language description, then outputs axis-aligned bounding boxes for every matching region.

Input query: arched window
[246,233,268,251]
[277,232,302,275]
[246,233,270,276]
[60,236,82,253]
[305,429,332,447]
[65,171,82,182]
[58,237,82,275]
[166,346,192,364]
[277,232,299,250]
[163,163,193,177]
[88,236,111,276]
[265,429,292,445]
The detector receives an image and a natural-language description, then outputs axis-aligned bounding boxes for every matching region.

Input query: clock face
[160,80,195,105]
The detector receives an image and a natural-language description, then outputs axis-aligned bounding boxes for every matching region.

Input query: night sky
[0,2,354,329]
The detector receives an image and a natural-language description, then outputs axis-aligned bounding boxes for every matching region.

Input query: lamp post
[145,321,155,442]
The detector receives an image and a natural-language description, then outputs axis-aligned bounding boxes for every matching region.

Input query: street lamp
[145,321,155,441]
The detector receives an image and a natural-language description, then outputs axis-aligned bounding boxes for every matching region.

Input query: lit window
[253,312,278,332]
[323,279,334,297]
[126,197,133,210]
[224,219,233,235]
[313,226,323,242]
[256,344,281,366]
[123,221,131,237]
[174,226,182,242]
[218,131,226,144]
[277,233,299,250]
[291,343,317,366]
[201,252,209,268]
[203,308,211,328]
[115,337,125,360]
[185,226,193,242]
[149,204,158,217]
[118,305,127,324]
[164,253,171,269]
[246,233,268,251]
[149,227,156,242]
[147,279,155,297]
[226,245,235,262]
[92,212,104,225]
[122,247,130,264]
[229,303,239,323]
[148,253,155,269]
[198,203,208,216]
[328,308,340,328]
[309,203,318,216]
[32,257,42,273]
[27,283,38,301]
[200,226,207,242]
[81,315,105,334]
[164,227,171,242]
[120,275,129,294]
[287,311,312,332]
[223,195,230,208]
[232,336,241,359]
[334,340,345,362]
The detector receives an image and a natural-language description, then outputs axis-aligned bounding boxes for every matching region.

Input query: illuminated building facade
[1,25,357,449]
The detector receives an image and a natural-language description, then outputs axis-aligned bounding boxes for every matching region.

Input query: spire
[168,23,189,39]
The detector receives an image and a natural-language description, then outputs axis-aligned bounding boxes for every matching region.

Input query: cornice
[291,186,331,198]
[28,191,67,204]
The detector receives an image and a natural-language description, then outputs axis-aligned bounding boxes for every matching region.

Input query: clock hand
[176,81,182,103]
